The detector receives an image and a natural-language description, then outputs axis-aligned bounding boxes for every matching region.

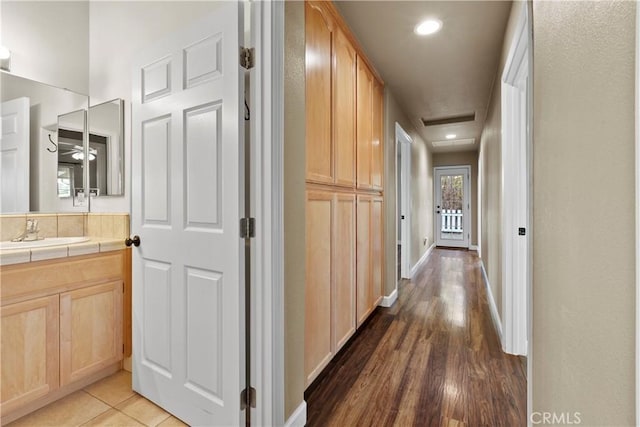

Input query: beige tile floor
[8,371,188,427]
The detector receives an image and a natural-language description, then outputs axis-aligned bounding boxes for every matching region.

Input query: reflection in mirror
[57,109,87,200]
[0,72,89,213]
[89,99,124,196]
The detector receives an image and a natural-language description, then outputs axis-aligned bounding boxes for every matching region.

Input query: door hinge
[240,47,255,70]
[240,217,255,239]
[240,386,256,409]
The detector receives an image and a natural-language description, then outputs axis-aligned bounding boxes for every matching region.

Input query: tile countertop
[0,237,127,266]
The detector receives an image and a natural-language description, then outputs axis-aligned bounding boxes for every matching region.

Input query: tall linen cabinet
[304,0,385,387]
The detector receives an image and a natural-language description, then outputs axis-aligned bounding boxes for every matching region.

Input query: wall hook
[46,134,57,153]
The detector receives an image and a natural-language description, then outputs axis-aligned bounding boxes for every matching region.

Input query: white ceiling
[335,1,512,153]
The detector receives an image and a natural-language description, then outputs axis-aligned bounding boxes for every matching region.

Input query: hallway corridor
[305,249,526,426]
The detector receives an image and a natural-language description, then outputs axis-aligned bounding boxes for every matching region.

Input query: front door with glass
[435,166,470,248]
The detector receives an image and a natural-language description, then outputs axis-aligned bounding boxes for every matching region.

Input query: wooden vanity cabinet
[0,250,127,424]
[0,296,60,416]
[60,281,123,386]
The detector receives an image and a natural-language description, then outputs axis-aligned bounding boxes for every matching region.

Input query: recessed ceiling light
[414,19,442,36]
[446,134,456,140]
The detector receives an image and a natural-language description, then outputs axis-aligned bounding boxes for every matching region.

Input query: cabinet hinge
[240,47,255,70]
[122,344,125,354]
[240,217,255,239]
[240,386,256,409]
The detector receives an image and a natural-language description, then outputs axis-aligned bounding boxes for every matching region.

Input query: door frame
[501,2,531,360]
[395,122,412,279]
[434,165,471,249]
[249,1,285,425]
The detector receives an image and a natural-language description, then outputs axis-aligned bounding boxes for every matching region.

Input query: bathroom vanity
[0,243,131,425]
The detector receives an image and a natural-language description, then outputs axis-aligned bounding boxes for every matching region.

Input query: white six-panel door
[131,3,245,426]
[0,97,30,213]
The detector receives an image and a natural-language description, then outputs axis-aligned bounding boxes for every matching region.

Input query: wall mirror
[89,99,124,197]
[0,71,89,213]
[57,109,87,200]
[57,99,125,198]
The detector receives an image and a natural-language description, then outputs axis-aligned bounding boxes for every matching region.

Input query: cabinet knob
[125,235,141,247]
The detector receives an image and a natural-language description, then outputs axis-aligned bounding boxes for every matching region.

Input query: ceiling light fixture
[71,152,96,161]
[446,134,456,140]
[414,19,442,36]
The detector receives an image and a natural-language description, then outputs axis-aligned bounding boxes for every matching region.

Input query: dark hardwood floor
[305,249,527,427]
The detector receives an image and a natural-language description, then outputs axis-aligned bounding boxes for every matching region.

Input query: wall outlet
[423,237,428,246]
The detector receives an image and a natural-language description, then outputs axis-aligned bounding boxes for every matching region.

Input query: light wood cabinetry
[0,251,127,424]
[333,27,357,188]
[372,81,384,191]
[305,190,357,386]
[305,2,333,184]
[333,193,356,350]
[356,195,385,326]
[304,0,384,388]
[371,196,384,306]
[356,195,372,325]
[356,57,373,190]
[305,190,334,384]
[60,281,123,386]
[0,296,59,415]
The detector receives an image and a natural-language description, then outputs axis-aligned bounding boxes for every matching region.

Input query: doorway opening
[396,122,412,280]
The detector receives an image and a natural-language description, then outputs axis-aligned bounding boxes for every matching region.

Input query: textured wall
[1,1,89,94]
[532,1,635,424]
[283,0,306,420]
[384,90,434,275]
[478,0,520,322]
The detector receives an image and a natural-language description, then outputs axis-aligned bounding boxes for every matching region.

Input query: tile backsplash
[0,213,130,241]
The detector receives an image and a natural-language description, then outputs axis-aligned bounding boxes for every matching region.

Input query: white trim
[434,165,472,249]
[284,401,307,427]
[379,288,398,308]
[635,0,640,424]
[469,245,479,251]
[250,1,285,425]
[480,260,503,341]
[500,3,530,358]
[410,243,435,277]
[396,122,412,279]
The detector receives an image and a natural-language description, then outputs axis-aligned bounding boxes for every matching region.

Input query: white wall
[1,1,89,94]
[88,1,224,213]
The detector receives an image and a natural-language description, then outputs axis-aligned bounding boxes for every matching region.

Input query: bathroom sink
[0,237,90,250]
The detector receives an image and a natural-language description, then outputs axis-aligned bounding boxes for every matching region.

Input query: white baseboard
[480,260,503,342]
[284,401,306,427]
[379,287,398,307]
[410,243,436,277]
[469,244,479,251]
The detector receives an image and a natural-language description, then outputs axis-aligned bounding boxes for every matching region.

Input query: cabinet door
[305,190,334,385]
[371,81,384,191]
[333,28,356,188]
[305,2,334,184]
[356,57,373,190]
[371,197,384,306]
[356,195,372,326]
[333,193,356,350]
[0,296,59,414]
[60,281,123,386]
